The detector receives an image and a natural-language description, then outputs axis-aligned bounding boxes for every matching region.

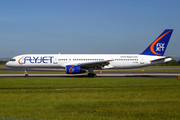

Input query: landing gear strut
[24,69,28,77]
[88,68,96,77]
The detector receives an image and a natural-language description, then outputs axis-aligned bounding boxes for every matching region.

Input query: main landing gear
[88,73,96,77]
[24,69,28,77]
[88,68,96,77]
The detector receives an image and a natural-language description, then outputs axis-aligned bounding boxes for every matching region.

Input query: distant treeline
[0,60,180,66]
[156,59,180,66]
[0,61,7,65]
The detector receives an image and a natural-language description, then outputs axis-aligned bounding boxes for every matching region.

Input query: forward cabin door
[53,57,58,64]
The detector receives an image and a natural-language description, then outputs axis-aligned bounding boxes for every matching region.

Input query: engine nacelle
[66,65,86,74]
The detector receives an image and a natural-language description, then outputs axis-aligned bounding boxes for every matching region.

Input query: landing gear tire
[88,73,96,77]
[25,74,28,77]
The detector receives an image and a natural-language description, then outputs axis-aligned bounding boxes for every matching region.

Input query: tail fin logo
[150,30,172,55]
[156,43,165,52]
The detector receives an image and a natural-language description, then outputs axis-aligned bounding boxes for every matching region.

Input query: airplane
[5,29,173,77]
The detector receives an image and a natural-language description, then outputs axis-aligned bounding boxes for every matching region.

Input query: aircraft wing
[77,60,112,69]
[150,56,174,62]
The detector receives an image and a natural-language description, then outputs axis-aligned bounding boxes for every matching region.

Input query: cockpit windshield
[10,59,16,62]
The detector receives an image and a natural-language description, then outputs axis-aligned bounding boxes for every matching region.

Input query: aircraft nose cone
[5,62,10,67]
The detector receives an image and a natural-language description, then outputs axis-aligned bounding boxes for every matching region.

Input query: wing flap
[78,60,112,69]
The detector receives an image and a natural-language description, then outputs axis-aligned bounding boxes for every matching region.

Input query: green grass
[0,65,8,68]
[1,88,180,120]
[0,77,179,89]
[0,77,180,119]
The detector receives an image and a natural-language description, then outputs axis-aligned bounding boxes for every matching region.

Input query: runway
[0,73,180,78]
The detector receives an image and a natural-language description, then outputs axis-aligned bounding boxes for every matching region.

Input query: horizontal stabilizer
[150,56,174,62]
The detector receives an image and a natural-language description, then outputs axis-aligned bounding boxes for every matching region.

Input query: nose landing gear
[24,69,28,77]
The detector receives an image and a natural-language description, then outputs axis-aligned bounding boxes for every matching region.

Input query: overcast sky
[0,0,180,58]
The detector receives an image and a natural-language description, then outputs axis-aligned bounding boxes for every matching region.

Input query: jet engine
[66,65,86,74]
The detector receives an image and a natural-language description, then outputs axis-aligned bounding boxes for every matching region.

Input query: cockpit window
[10,59,16,61]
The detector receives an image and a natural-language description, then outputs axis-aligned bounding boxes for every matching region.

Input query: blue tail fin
[140,29,173,56]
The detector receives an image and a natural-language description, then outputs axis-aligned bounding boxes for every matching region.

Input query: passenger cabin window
[72,59,104,61]
[58,59,67,61]
[115,59,138,61]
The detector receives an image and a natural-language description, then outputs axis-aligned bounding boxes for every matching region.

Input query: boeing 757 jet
[6,29,173,77]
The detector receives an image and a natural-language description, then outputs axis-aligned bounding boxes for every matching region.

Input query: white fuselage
[5,54,172,69]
